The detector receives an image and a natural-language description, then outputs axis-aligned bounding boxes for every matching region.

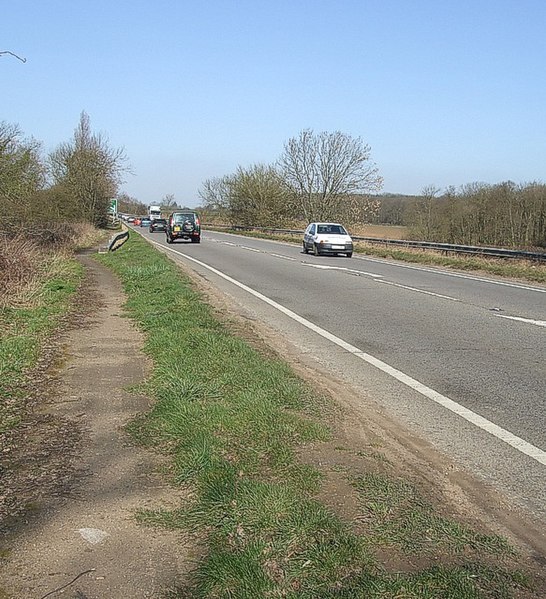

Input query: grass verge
[98,234,538,598]
[0,255,83,435]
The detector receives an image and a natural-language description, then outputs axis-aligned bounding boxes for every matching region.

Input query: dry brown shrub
[0,234,45,308]
[0,221,102,309]
[68,221,107,250]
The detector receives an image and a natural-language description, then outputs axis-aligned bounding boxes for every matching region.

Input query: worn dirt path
[0,257,190,599]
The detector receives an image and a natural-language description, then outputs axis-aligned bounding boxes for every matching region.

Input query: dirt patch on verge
[0,256,190,598]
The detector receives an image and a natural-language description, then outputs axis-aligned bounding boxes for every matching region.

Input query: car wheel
[347,252,353,258]
[166,235,172,244]
[302,241,308,254]
[191,237,200,243]
[313,243,320,256]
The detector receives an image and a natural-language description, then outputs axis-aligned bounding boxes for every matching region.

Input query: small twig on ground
[38,568,96,598]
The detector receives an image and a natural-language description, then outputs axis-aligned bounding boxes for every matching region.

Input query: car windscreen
[172,213,195,223]
[317,225,346,235]
[154,219,167,224]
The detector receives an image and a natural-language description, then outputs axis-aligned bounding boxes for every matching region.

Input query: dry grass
[0,234,44,308]
[348,223,407,239]
[0,222,103,308]
[288,221,408,240]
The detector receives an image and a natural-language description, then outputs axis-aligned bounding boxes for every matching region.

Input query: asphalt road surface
[135,226,546,523]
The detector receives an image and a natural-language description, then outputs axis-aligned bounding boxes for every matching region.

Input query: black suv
[149,218,167,233]
[166,211,201,243]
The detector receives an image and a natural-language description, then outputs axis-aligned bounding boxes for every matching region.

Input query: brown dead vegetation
[0,222,103,308]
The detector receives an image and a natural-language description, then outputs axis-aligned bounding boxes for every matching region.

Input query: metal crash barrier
[205,223,546,263]
[108,229,129,252]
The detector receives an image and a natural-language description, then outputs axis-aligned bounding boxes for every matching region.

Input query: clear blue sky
[3,0,545,207]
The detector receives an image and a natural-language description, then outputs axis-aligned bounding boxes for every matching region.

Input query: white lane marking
[158,243,546,467]
[496,315,546,328]
[241,246,261,252]
[302,263,383,278]
[271,253,297,261]
[377,279,460,301]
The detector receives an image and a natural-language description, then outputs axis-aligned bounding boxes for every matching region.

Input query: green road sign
[108,198,118,214]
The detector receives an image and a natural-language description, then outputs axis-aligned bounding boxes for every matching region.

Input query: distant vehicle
[148,205,162,221]
[166,211,201,243]
[149,218,167,233]
[302,222,353,257]
[127,216,135,223]
[140,217,151,227]
[133,217,142,226]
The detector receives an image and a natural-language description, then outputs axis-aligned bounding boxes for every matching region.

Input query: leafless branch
[0,50,27,63]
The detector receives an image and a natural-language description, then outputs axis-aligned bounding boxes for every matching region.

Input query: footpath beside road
[0,256,190,598]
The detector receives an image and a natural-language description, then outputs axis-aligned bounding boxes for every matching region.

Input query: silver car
[302,222,353,257]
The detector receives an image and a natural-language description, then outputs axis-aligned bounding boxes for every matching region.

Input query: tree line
[404,182,545,248]
[199,129,383,227]
[200,130,545,248]
[2,114,544,249]
[0,112,127,234]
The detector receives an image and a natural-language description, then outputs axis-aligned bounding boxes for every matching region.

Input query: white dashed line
[271,253,297,261]
[302,263,383,278]
[496,315,546,328]
[377,279,461,301]
[359,255,546,293]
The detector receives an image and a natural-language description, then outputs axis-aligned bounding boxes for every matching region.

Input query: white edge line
[157,242,546,467]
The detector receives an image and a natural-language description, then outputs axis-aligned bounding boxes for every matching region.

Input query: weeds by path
[0,243,84,530]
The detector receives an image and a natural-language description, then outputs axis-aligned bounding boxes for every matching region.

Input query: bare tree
[405,181,546,248]
[117,192,146,216]
[340,194,381,225]
[199,176,232,212]
[419,184,441,239]
[49,112,128,226]
[279,129,383,222]
[162,193,177,208]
